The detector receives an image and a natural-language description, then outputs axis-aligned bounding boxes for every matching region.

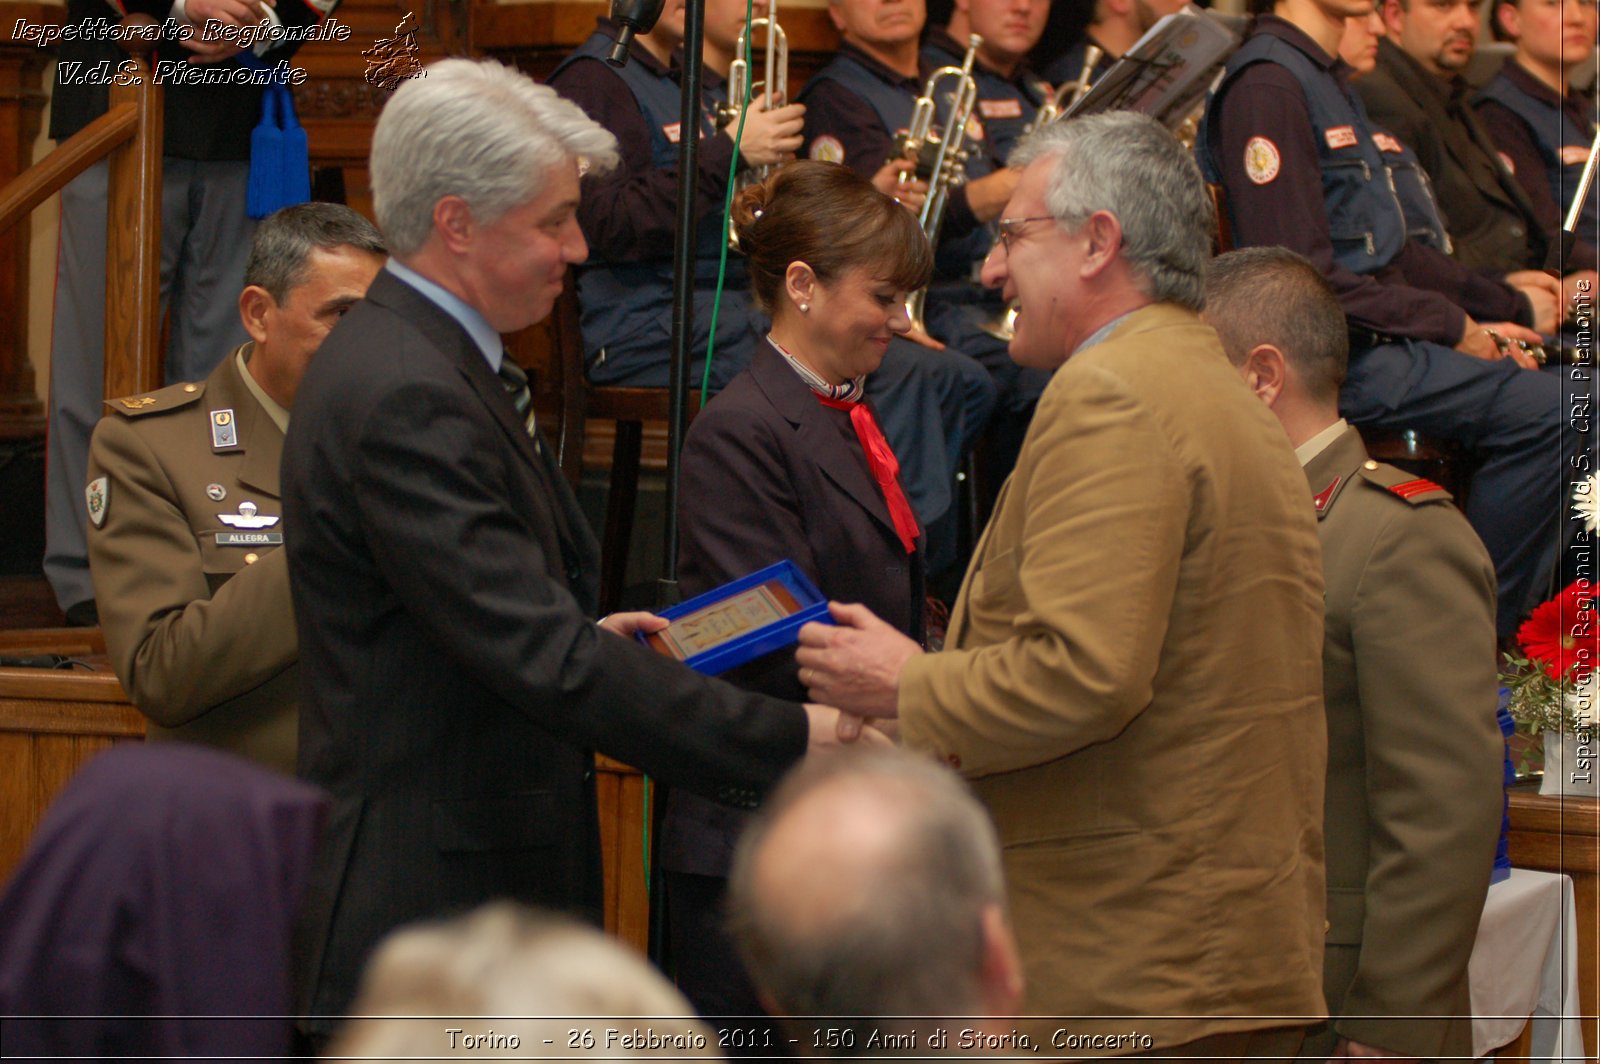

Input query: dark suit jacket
[1359,40,1545,272]
[661,341,923,877]
[281,270,808,1031]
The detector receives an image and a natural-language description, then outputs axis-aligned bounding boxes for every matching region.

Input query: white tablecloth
[1469,868,1587,1061]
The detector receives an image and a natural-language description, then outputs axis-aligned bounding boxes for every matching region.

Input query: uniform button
[1324,919,1332,935]
[1511,226,1525,238]
[946,753,962,769]
[244,553,259,564]
[183,384,198,393]
[1363,460,1378,470]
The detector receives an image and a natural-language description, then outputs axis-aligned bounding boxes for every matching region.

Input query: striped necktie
[497,356,542,453]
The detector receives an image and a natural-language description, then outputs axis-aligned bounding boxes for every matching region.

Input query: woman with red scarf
[662,161,930,1031]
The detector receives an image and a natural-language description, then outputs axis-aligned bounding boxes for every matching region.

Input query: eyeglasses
[995,215,1056,254]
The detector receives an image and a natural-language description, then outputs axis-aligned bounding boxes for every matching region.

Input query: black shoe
[63,599,99,627]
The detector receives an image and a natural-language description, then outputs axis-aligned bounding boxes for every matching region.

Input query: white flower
[1574,475,1599,534]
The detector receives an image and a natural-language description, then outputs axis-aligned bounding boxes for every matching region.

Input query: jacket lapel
[1302,425,1367,519]
[751,343,904,542]
[214,355,284,499]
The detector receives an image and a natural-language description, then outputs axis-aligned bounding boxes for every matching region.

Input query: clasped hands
[601,602,921,753]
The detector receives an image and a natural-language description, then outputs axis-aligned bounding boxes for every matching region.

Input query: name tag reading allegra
[216,531,284,546]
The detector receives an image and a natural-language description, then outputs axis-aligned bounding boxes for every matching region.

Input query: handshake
[600,601,922,753]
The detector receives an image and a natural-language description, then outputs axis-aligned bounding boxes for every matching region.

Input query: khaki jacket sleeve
[87,416,297,725]
[899,362,1188,775]
[1337,499,1502,1053]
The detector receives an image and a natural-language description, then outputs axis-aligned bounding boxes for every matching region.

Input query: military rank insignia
[85,477,108,528]
[211,408,239,451]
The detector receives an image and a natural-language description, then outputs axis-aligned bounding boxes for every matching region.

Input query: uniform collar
[1255,15,1343,74]
[838,40,926,91]
[1503,57,1576,111]
[234,343,289,435]
[1294,417,1348,467]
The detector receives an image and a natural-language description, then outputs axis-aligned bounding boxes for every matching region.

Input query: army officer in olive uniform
[1207,248,1503,1061]
[86,204,386,774]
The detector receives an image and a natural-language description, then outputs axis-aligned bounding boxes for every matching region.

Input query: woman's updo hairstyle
[731,160,933,315]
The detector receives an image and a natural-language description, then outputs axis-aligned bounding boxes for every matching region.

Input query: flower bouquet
[1501,580,1599,795]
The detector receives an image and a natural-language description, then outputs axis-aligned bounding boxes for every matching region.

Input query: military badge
[86,477,108,528]
[217,499,280,529]
[206,483,227,502]
[1323,125,1357,150]
[211,408,238,450]
[119,396,155,410]
[216,499,281,528]
[1244,137,1280,186]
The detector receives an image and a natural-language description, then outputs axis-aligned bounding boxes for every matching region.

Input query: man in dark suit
[1205,247,1502,1062]
[281,58,869,1040]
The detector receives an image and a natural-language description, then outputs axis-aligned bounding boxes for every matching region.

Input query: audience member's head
[369,58,619,331]
[1204,246,1349,440]
[1492,0,1596,76]
[1338,4,1389,74]
[238,202,386,408]
[1383,0,1480,76]
[947,0,1052,75]
[0,744,327,1060]
[727,751,1022,1053]
[330,903,716,1060]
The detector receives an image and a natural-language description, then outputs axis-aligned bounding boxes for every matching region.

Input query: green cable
[652,0,760,892]
[701,0,758,408]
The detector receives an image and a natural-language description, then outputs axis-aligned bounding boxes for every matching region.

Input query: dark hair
[244,202,387,304]
[1204,247,1349,402]
[731,161,933,314]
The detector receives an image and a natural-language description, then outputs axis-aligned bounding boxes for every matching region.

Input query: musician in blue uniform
[1042,0,1184,87]
[1475,0,1600,284]
[550,0,996,579]
[1199,0,1574,638]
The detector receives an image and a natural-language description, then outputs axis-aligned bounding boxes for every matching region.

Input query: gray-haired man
[797,112,1328,1057]
[280,58,874,1037]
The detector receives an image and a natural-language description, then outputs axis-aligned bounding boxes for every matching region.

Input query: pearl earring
[798,302,810,313]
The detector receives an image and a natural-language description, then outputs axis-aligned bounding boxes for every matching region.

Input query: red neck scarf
[815,395,920,555]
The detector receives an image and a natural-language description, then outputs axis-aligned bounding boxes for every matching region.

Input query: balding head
[728,751,1020,1049]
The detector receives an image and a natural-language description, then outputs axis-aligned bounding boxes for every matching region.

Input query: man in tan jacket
[798,111,1328,1058]
[86,204,385,775]
[1206,246,1502,1062]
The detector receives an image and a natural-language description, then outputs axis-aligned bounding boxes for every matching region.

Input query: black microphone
[606,0,666,66]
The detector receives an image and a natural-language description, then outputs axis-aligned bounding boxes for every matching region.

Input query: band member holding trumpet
[800,0,1045,503]
[1043,0,1186,87]
[552,0,995,582]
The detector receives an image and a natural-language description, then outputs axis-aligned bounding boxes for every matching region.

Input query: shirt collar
[1071,309,1135,357]
[1295,418,1349,466]
[1504,57,1574,110]
[838,40,926,91]
[384,258,504,372]
[234,343,289,434]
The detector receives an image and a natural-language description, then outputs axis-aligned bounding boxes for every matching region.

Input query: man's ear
[827,0,847,34]
[432,196,475,253]
[1079,211,1123,280]
[978,904,1025,1016]
[1494,1,1521,42]
[238,285,274,347]
[1242,342,1289,407]
[1381,0,1406,37]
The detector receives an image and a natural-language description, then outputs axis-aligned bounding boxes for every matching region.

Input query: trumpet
[978,45,1102,343]
[899,33,983,336]
[725,0,787,188]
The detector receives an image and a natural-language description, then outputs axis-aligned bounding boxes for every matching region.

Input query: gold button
[244,553,258,564]
[183,384,198,393]
[1324,919,1331,935]
[1363,460,1378,470]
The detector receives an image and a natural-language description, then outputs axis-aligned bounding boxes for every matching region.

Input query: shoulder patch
[85,476,108,527]
[1245,136,1280,185]
[809,134,845,163]
[1372,132,1403,154]
[978,97,1022,120]
[1324,125,1357,150]
[104,380,206,419]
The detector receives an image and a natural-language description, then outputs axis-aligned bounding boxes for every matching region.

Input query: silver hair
[728,751,1006,1036]
[1011,111,1213,310]
[370,58,619,256]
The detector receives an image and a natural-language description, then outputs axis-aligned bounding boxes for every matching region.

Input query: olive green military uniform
[86,346,297,774]
[1302,424,1503,1060]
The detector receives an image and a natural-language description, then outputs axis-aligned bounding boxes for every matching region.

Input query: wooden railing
[0,29,164,399]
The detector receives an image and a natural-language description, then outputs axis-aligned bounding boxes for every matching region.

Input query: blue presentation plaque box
[638,560,832,675]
